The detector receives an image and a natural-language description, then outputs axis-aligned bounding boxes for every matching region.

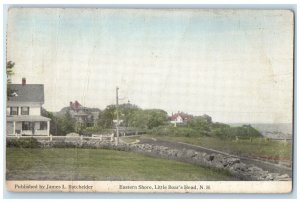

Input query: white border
[0,0,299,201]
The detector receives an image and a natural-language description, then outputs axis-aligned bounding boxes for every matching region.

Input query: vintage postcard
[5,8,294,193]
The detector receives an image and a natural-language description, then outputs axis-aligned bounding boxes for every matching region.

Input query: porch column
[47,121,50,136]
[13,121,16,136]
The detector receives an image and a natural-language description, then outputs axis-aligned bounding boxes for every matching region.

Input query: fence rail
[6,134,114,141]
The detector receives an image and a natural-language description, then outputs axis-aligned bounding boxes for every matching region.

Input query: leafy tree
[6,61,15,98]
[42,108,75,135]
[97,103,141,129]
[41,108,62,135]
[187,116,211,134]
[118,103,140,127]
[97,105,116,128]
[146,109,168,129]
[61,111,76,134]
[128,109,149,129]
[129,109,168,129]
[202,114,212,123]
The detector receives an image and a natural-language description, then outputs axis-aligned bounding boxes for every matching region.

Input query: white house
[6,78,51,136]
[170,115,184,124]
[169,112,193,126]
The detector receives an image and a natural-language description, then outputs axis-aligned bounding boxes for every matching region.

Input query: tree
[41,108,76,135]
[128,109,149,129]
[187,116,211,132]
[61,111,76,134]
[146,109,168,129]
[97,105,116,128]
[118,103,140,127]
[97,103,141,129]
[202,114,212,123]
[41,108,62,135]
[129,109,168,129]
[6,61,15,98]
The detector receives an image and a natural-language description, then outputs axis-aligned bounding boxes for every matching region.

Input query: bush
[6,138,40,148]
[149,125,200,137]
[149,122,262,140]
[211,124,262,139]
[80,127,113,136]
[52,141,78,148]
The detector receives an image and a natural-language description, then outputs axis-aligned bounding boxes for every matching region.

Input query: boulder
[247,166,263,172]
[230,163,247,172]
[176,151,185,159]
[185,149,197,158]
[222,157,240,167]
[66,132,80,137]
[265,173,277,180]
[205,154,215,161]
[167,149,179,158]
[274,174,290,181]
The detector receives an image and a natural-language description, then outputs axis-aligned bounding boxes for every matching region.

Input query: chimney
[75,100,81,107]
[22,78,26,85]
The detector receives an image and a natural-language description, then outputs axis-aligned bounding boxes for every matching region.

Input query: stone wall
[37,138,291,181]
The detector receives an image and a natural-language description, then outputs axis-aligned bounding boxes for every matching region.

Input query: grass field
[124,135,292,162]
[6,148,236,181]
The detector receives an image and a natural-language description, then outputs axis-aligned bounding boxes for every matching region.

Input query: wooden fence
[6,134,114,142]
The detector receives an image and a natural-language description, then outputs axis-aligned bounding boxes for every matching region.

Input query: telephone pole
[116,87,119,145]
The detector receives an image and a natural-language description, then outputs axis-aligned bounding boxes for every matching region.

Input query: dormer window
[10,107,18,115]
[21,107,29,115]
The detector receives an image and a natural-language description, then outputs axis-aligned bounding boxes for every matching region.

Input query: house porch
[6,116,51,136]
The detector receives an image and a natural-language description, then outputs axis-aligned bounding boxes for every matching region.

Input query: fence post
[100,135,103,141]
[50,134,52,142]
[111,133,114,142]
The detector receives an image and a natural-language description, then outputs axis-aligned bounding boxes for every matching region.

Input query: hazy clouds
[7,9,294,123]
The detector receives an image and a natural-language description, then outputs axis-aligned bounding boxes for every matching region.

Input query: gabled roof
[170,112,193,121]
[8,84,44,103]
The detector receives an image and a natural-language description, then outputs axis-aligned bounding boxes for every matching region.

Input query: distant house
[6,78,51,136]
[169,111,193,125]
[69,101,100,127]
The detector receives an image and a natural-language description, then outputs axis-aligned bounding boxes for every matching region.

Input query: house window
[40,122,47,130]
[22,122,33,130]
[21,107,29,115]
[10,107,18,115]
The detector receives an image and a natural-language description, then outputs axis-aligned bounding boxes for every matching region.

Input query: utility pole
[116,87,119,145]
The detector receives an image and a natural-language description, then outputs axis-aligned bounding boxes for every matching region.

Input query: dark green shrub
[80,127,113,136]
[211,124,262,139]
[149,125,200,137]
[6,138,40,148]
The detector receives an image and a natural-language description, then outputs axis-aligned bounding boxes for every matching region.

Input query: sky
[7,8,294,123]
